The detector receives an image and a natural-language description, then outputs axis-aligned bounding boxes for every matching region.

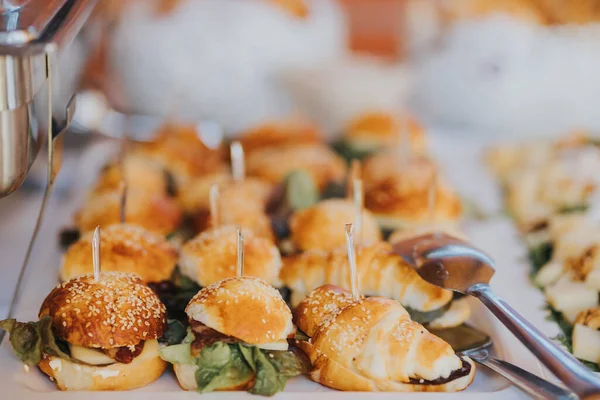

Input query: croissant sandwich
[280,241,470,329]
[0,272,168,391]
[293,285,476,392]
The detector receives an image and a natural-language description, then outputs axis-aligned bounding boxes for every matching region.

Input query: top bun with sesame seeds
[60,224,178,284]
[185,276,295,345]
[39,272,167,349]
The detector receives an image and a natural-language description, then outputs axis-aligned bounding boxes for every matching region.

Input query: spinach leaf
[248,346,308,396]
[195,343,253,393]
[160,319,187,346]
[545,304,600,372]
[283,170,319,211]
[0,316,73,365]
[528,242,554,276]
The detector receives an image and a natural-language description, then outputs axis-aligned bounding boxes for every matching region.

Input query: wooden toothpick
[209,184,220,227]
[344,223,360,301]
[92,226,101,282]
[230,141,245,182]
[236,226,244,277]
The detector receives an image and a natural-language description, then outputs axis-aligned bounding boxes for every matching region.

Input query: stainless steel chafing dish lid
[0,0,96,197]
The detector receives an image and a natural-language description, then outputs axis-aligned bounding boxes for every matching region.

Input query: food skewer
[92,226,102,282]
[236,225,244,277]
[344,223,360,301]
[209,183,220,227]
[230,141,245,182]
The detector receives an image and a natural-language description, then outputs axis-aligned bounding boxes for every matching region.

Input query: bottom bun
[297,340,475,392]
[38,340,166,391]
[173,363,255,391]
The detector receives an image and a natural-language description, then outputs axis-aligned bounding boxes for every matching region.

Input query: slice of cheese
[545,280,598,313]
[573,324,600,364]
[535,261,564,288]
[69,344,115,366]
[255,340,289,351]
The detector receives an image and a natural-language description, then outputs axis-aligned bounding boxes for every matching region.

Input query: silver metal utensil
[432,324,576,399]
[393,233,600,399]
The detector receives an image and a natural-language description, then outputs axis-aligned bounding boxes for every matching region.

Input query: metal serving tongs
[432,324,576,399]
[395,233,600,399]
[0,49,73,344]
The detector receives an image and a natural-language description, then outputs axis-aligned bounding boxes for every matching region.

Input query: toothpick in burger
[159,276,309,395]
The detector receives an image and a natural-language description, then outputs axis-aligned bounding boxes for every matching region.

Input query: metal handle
[469,283,600,399]
[468,349,576,399]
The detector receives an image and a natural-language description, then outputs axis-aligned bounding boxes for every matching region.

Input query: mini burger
[60,224,178,284]
[74,188,183,237]
[238,118,321,155]
[362,154,462,231]
[340,112,427,158]
[0,272,167,391]
[246,143,346,191]
[131,123,226,188]
[288,198,382,252]
[159,276,308,395]
[179,225,282,289]
[178,174,276,239]
[90,154,170,198]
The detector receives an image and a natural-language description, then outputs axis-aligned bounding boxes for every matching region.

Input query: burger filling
[0,316,153,368]
[159,321,309,396]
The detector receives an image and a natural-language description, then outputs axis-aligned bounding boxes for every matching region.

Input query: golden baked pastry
[293,285,476,392]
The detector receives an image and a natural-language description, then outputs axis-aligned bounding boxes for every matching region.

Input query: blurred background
[3,0,600,314]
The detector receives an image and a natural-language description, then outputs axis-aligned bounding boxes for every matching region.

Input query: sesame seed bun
[38,339,166,391]
[239,118,321,155]
[90,155,168,197]
[186,276,295,344]
[246,144,346,191]
[60,224,178,283]
[289,198,382,252]
[74,189,183,236]
[179,225,282,287]
[362,155,462,230]
[344,112,427,154]
[39,272,167,349]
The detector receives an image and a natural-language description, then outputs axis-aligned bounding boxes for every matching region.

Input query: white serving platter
[0,130,562,399]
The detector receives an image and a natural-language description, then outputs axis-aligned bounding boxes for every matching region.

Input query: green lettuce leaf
[528,242,554,276]
[195,343,253,393]
[248,346,309,397]
[160,319,187,346]
[283,170,319,211]
[160,337,308,396]
[0,315,73,365]
[545,304,600,372]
